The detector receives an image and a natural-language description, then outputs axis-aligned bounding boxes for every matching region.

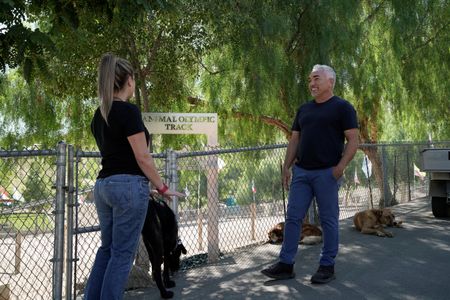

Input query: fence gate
[65,148,169,299]
[0,144,64,300]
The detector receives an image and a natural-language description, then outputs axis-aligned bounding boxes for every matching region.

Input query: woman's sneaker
[311,265,335,284]
[261,262,295,280]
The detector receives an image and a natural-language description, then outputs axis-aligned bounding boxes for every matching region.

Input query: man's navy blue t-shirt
[291,96,358,170]
[91,100,150,178]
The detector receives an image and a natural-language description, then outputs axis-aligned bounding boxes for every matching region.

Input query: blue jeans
[280,165,341,266]
[84,174,149,300]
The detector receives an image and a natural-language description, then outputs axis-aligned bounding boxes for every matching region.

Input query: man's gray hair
[312,64,336,88]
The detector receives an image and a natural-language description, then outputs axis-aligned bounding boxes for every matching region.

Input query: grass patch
[0,212,54,232]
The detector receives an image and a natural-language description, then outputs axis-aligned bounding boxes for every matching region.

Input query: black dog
[141,196,187,299]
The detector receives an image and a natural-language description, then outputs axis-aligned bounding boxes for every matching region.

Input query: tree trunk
[127,29,162,272]
[360,145,394,208]
[139,73,150,112]
[359,116,394,208]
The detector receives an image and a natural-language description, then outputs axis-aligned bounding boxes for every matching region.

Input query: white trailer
[421,148,450,217]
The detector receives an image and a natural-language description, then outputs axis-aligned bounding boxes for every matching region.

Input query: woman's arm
[127,131,184,197]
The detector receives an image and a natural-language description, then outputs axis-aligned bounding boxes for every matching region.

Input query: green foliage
[344,0,449,141]
[22,161,52,203]
[0,213,53,232]
[177,147,286,209]
[0,0,448,148]
[178,169,208,209]
[0,70,64,148]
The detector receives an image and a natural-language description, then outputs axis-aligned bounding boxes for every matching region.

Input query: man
[261,64,359,284]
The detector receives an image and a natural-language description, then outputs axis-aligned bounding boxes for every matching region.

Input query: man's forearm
[337,138,359,170]
[283,132,299,170]
[284,143,297,168]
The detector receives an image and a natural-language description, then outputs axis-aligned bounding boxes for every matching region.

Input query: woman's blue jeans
[280,165,341,266]
[84,174,149,300]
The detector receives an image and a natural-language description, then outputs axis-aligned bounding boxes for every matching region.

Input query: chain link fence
[0,147,60,300]
[0,141,449,299]
[69,148,168,298]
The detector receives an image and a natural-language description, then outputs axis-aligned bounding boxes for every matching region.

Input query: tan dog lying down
[268,222,322,245]
[353,208,403,237]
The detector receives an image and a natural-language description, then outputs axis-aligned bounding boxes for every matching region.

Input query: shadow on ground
[125,198,450,300]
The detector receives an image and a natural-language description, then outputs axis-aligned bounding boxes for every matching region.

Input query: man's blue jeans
[84,174,149,300]
[280,165,340,266]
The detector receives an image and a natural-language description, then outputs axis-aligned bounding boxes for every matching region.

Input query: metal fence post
[53,142,66,300]
[14,232,22,275]
[406,150,412,202]
[381,145,389,207]
[393,152,397,204]
[65,145,75,300]
[166,149,179,217]
[206,154,220,262]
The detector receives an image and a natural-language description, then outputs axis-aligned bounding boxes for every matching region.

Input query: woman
[84,53,184,300]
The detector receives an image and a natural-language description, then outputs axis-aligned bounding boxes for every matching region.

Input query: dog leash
[280,161,287,220]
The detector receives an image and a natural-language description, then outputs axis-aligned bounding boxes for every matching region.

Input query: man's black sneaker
[261,262,295,280]
[311,265,336,284]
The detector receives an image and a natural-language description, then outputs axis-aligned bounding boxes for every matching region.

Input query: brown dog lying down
[353,208,403,237]
[268,222,322,245]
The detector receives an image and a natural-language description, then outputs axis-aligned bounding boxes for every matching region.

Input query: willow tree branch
[233,111,291,140]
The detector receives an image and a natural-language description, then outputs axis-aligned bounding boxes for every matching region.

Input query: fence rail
[0,141,449,299]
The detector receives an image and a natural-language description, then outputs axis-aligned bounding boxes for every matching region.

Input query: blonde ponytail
[97,53,134,124]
